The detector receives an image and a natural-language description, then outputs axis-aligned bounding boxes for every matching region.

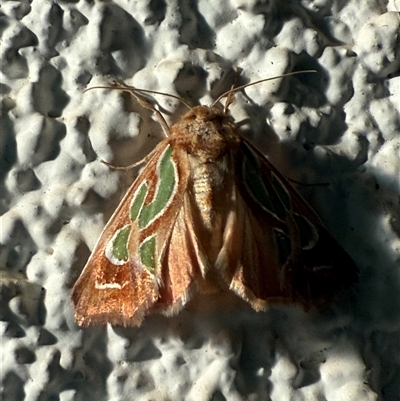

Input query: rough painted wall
[1,1,399,400]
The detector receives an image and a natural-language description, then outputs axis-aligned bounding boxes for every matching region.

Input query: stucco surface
[1,1,399,400]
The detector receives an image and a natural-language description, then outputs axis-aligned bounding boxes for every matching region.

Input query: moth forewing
[71,141,172,326]
[72,80,358,327]
[238,140,358,304]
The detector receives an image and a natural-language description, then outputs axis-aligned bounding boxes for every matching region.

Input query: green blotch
[130,183,148,221]
[140,236,156,271]
[271,173,290,211]
[139,145,176,228]
[112,225,130,262]
[243,148,273,208]
[293,213,319,250]
[242,146,286,220]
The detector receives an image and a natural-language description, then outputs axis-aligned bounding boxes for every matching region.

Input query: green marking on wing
[130,182,148,221]
[139,235,156,272]
[111,225,130,262]
[139,145,176,229]
[271,173,291,211]
[293,213,319,250]
[242,144,286,220]
[242,147,273,207]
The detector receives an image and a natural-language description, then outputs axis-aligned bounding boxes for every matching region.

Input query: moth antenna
[84,81,181,170]
[223,68,241,114]
[212,70,317,109]
[84,81,192,110]
[84,81,192,137]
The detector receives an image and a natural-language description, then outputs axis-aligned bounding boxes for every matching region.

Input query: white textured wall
[1,1,400,400]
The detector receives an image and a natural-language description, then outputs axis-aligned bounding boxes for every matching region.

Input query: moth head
[170,105,240,159]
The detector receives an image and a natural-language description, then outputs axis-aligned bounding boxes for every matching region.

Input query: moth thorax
[170,105,241,160]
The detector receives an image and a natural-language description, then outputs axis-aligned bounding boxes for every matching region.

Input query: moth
[71,75,358,326]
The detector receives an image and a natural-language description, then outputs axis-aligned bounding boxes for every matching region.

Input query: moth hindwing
[71,84,358,327]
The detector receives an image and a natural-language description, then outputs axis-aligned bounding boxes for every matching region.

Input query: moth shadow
[109,290,363,399]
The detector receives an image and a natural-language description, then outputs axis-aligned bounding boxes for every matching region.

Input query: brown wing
[154,192,207,315]
[218,141,358,309]
[71,141,191,326]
